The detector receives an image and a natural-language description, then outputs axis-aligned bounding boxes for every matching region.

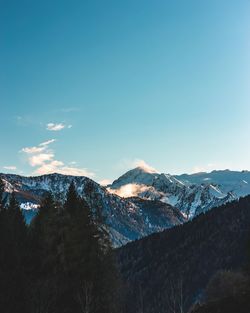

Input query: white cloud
[108,183,149,198]
[56,166,94,177]
[3,166,17,171]
[47,123,65,131]
[39,139,56,146]
[29,153,54,167]
[117,158,158,173]
[34,160,64,174]
[22,139,55,154]
[22,146,46,154]
[132,159,157,173]
[35,161,94,177]
[22,138,94,178]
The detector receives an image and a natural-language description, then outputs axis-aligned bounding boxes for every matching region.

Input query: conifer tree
[65,181,80,216]
[63,182,121,313]
[29,192,64,313]
[0,192,28,313]
[0,184,121,313]
[62,183,96,312]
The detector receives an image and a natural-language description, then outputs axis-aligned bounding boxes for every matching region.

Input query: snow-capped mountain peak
[2,169,250,246]
[0,172,185,247]
[109,168,250,218]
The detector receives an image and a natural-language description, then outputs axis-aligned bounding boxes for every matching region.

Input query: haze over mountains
[1,167,250,246]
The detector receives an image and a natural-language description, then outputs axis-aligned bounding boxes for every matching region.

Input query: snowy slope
[2,169,248,246]
[109,167,250,218]
[0,173,185,247]
[176,170,250,198]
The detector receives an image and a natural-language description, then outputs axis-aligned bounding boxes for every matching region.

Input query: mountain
[117,195,250,313]
[2,168,249,246]
[0,173,185,247]
[176,170,250,198]
[109,167,250,218]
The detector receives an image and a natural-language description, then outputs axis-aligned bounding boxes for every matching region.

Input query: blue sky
[1,0,250,183]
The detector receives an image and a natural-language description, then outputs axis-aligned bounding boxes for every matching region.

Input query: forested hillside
[117,196,250,313]
[0,179,121,313]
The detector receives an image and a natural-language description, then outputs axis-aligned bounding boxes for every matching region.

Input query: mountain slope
[117,195,250,313]
[109,167,250,217]
[176,170,250,198]
[0,173,185,246]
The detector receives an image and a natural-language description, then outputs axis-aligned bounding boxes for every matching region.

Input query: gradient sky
[1,0,250,183]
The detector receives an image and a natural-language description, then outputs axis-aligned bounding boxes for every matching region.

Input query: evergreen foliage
[117,196,250,313]
[0,192,29,313]
[0,183,120,313]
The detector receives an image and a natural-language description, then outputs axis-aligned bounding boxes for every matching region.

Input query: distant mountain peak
[110,168,250,218]
[0,172,184,247]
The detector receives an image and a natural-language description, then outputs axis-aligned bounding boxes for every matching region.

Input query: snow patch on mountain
[109,168,250,218]
[0,173,185,247]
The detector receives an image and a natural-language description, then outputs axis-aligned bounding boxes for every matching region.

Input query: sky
[1,0,250,183]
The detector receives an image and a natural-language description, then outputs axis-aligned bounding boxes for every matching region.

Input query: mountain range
[1,167,250,246]
[109,167,250,218]
[0,172,185,247]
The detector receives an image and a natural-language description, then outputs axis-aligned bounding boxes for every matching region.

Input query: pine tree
[64,181,80,216]
[63,182,121,313]
[3,183,123,313]
[0,192,29,313]
[29,192,65,313]
[61,183,96,312]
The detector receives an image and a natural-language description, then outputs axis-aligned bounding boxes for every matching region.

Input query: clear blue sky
[1,0,250,182]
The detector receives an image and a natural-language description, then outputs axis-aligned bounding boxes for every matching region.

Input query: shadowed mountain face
[1,168,250,247]
[0,173,185,247]
[109,168,250,218]
[116,196,250,313]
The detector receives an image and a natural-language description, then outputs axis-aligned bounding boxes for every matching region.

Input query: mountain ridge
[1,168,250,246]
[117,195,250,313]
[109,168,250,218]
[0,172,185,247]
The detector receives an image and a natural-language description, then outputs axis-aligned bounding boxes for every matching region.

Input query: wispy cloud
[117,158,158,174]
[108,183,149,198]
[21,139,94,177]
[132,159,157,173]
[3,166,17,171]
[39,139,56,146]
[21,138,55,154]
[22,146,46,154]
[46,123,66,131]
[34,161,94,177]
